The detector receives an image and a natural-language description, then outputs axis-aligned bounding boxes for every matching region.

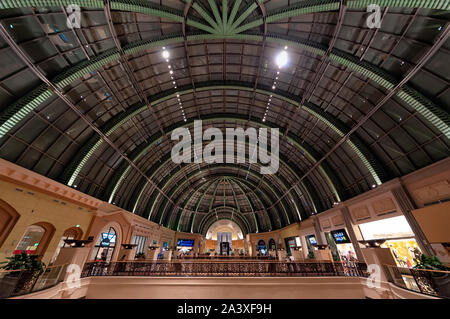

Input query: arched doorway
[257,239,267,256]
[268,238,276,250]
[91,227,117,262]
[0,199,20,248]
[14,222,55,257]
[49,226,84,264]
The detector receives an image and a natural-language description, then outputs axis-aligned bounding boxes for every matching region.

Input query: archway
[0,199,20,248]
[257,240,267,256]
[90,227,117,262]
[14,222,55,258]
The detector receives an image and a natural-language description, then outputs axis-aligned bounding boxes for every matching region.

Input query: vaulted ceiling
[0,0,449,235]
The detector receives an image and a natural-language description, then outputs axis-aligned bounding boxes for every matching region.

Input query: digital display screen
[330,229,351,244]
[307,235,317,245]
[100,232,116,246]
[177,239,194,247]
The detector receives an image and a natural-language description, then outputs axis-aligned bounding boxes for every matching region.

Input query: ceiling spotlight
[275,50,289,68]
[272,85,276,90]
[168,65,171,69]
[162,50,170,59]
[170,70,173,74]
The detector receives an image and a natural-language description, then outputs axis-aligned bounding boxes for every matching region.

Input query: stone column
[391,186,435,256]
[340,206,365,263]
[312,216,326,245]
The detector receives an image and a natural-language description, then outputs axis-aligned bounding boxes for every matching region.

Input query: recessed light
[162,50,170,59]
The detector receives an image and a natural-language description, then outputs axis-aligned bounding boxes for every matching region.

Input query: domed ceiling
[0,0,448,235]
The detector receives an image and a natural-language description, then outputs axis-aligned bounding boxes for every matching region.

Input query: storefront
[257,239,267,255]
[328,229,358,263]
[284,236,301,255]
[358,215,422,268]
[305,234,317,258]
[177,239,194,254]
[91,227,117,262]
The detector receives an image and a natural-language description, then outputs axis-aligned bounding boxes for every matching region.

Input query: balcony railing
[81,261,369,278]
[0,264,67,299]
[384,265,450,299]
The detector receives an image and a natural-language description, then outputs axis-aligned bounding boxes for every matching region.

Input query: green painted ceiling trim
[186,19,217,34]
[152,162,291,232]
[147,157,296,232]
[233,176,279,229]
[130,138,315,228]
[198,205,252,235]
[156,162,293,230]
[176,178,219,231]
[100,113,341,207]
[0,85,52,139]
[231,178,261,232]
[191,177,218,233]
[229,1,258,33]
[208,0,223,30]
[192,2,220,31]
[59,81,375,195]
[227,0,242,29]
[302,103,384,186]
[0,0,185,21]
[239,0,450,33]
[222,0,228,32]
[6,31,446,152]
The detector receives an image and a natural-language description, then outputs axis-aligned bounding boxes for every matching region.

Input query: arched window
[0,199,20,248]
[91,227,117,262]
[14,222,55,257]
[15,225,45,255]
[268,238,276,250]
[257,239,267,255]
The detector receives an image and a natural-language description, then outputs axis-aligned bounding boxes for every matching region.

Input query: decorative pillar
[340,206,365,263]
[391,186,435,256]
[312,216,326,245]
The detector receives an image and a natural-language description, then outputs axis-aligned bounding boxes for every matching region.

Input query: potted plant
[0,252,45,297]
[413,254,450,298]
[135,252,146,261]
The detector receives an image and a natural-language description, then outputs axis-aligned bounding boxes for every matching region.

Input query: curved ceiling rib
[0,1,448,234]
[60,82,386,193]
[2,0,448,27]
[96,114,344,207]
[126,149,312,232]
[1,31,448,156]
[152,165,292,232]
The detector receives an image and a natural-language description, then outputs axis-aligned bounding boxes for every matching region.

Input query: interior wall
[0,179,95,265]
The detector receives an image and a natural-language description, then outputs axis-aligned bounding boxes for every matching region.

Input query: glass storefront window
[358,216,415,240]
[358,215,422,268]
[15,225,45,254]
[381,239,422,268]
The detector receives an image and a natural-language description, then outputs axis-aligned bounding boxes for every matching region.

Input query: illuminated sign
[177,239,194,247]
[307,235,317,245]
[330,229,351,244]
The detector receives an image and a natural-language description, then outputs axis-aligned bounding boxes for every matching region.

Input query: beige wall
[412,202,450,243]
[0,179,95,265]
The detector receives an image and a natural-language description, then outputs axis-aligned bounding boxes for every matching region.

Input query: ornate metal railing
[0,264,68,299]
[81,261,369,278]
[384,265,450,299]
[178,255,276,260]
